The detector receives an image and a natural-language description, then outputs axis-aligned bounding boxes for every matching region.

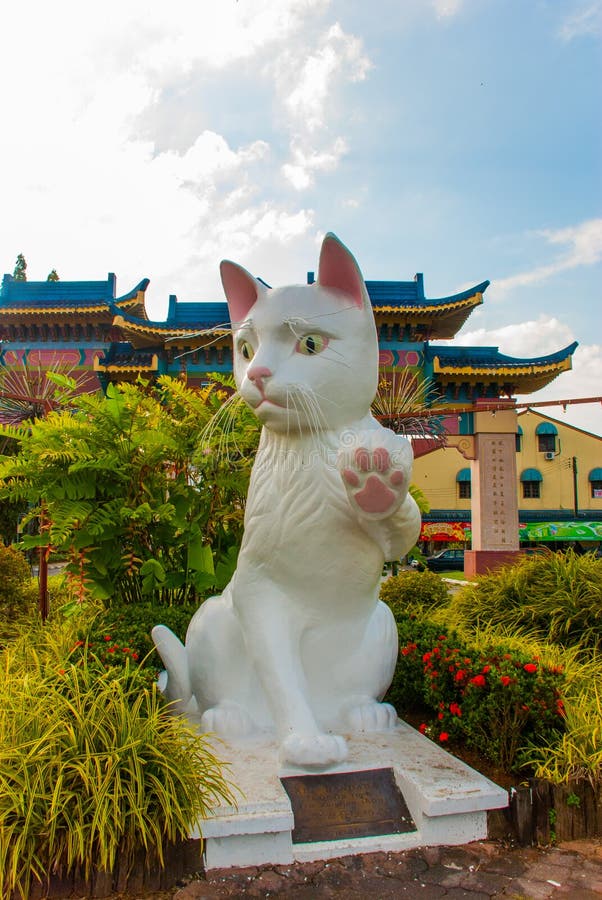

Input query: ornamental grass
[448,549,602,653]
[0,618,236,900]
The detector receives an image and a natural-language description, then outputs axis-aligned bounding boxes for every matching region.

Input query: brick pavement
[171,840,602,899]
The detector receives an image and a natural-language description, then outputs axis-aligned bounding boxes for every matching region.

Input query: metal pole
[572,456,579,518]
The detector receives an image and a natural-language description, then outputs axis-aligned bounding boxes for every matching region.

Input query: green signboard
[518,522,602,542]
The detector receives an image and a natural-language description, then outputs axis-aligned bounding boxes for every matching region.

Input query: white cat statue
[152,233,421,768]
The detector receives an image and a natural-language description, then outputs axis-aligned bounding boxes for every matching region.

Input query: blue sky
[1,0,600,431]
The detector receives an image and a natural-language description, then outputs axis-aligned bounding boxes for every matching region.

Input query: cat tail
[151,624,195,715]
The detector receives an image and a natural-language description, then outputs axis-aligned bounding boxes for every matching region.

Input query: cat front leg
[235,590,348,767]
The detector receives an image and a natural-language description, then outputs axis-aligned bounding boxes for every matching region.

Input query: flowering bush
[80,599,200,671]
[384,609,566,771]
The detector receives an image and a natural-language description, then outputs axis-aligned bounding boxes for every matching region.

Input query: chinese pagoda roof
[112,305,231,350]
[108,275,489,345]
[93,342,159,378]
[0,274,149,320]
[427,342,578,393]
[309,273,489,339]
[366,277,489,339]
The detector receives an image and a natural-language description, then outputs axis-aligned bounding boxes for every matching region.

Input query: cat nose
[247,366,272,389]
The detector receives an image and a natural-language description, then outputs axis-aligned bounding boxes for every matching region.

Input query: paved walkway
[170,840,602,898]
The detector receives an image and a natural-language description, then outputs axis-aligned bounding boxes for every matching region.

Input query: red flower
[523,663,538,674]
[449,702,462,717]
[401,647,410,656]
[438,635,447,641]
[418,723,428,734]
[455,669,466,682]
[104,635,112,642]
[439,732,449,742]
[500,675,512,686]
[132,652,139,661]
[470,674,486,688]
[423,652,432,663]
[482,665,491,674]
[438,712,444,720]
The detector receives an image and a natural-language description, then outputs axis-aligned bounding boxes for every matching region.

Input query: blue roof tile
[0,274,117,308]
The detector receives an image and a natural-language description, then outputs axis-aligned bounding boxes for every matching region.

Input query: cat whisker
[319,346,352,369]
[284,306,358,324]
[199,390,245,463]
[295,386,326,450]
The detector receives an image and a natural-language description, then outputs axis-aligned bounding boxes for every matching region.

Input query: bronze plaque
[281,767,416,844]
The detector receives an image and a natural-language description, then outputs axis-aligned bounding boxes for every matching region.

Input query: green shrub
[380,569,450,611]
[449,550,602,652]
[0,542,30,620]
[384,609,566,771]
[83,599,201,671]
[0,618,235,899]
[0,574,73,645]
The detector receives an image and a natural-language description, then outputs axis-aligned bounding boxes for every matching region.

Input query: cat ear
[317,233,366,309]
[220,260,265,324]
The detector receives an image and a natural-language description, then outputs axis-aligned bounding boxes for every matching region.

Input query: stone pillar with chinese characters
[464,401,521,577]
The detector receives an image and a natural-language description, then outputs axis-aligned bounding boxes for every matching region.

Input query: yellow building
[413,408,602,549]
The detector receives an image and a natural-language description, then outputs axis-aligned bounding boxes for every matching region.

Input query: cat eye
[297,334,328,356]
[238,340,255,361]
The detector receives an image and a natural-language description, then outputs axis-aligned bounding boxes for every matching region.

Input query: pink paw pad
[355,476,397,514]
[355,448,371,472]
[342,445,406,516]
[343,468,360,487]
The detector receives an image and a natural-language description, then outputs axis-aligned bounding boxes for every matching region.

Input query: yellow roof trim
[433,358,572,378]
[0,304,109,316]
[374,292,484,317]
[94,354,159,373]
[112,314,228,338]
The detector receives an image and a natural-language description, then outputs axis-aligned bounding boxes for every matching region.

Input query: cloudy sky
[1,0,600,432]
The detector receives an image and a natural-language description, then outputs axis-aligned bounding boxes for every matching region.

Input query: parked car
[422,548,465,573]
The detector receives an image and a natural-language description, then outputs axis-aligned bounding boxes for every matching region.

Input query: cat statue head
[220,233,379,435]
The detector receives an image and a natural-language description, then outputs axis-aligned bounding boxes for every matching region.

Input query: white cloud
[281,23,371,131]
[0,0,364,317]
[282,138,348,190]
[432,0,464,19]
[558,1,602,40]
[491,219,602,295]
[453,315,575,357]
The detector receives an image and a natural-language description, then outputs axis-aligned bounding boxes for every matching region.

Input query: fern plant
[0,376,260,607]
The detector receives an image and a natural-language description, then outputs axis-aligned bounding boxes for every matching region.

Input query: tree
[13,254,27,281]
[0,376,259,607]
[46,269,59,282]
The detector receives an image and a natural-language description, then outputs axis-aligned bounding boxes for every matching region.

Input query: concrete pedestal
[464,549,522,576]
[191,720,508,870]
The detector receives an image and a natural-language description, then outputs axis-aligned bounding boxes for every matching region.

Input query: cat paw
[280,732,348,767]
[339,445,408,518]
[344,700,398,732]
[200,702,254,738]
